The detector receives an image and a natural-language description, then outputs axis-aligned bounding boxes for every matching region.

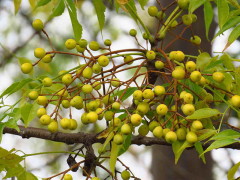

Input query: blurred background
[0,0,240,179]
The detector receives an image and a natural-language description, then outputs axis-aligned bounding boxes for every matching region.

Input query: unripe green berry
[113,134,124,145]
[124,55,133,65]
[48,121,58,133]
[32,19,44,31]
[82,84,93,94]
[34,48,46,59]
[186,131,198,144]
[37,96,48,106]
[190,71,202,82]
[60,118,71,129]
[62,100,70,108]
[153,126,163,138]
[192,120,203,130]
[142,89,154,99]
[212,72,225,83]
[112,102,120,110]
[148,6,158,17]
[79,39,88,48]
[155,61,164,69]
[138,124,149,136]
[92,63,102,74]
[86,112,98,123]
[89,41,100,51]
[131,114,142,126]
[62,74,73,85]
[129,29,137,36]
[42,77,52,87]
[98,55,109,67]
[104,39,112,46]
[154,86,165,96]
[93,81,101,90]
[165,131,177,143]
[182,104,195,115]
[185,61,196,72]
[121,124,132,135]
[21,63,33,74]
[104,111,114,121]
[156,104,168,116]
[63,174,72,180]
[176,128,187,141]
[65,39,76,50]
[110,78,121,87]
[42,54,52,63]
[149,121,160,132]
[190,35,201,45]
[182,14,193,26]
[28,91,38,100]
[37,107,47,118]
[146,50,156,60]
[39,115,51,125]
[82,67,93,79]
[121,170,131,180]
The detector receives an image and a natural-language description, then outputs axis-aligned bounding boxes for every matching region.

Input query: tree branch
[3,125,240,150]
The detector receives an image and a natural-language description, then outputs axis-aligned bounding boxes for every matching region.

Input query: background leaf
[109,142,120,176]
[204,1,213,40]
[0,78,32,99]
[217,0,229,29]
[223,25,240,51]
[66,0,82,41]
[48,0,65,20]
[93,0,106,30]
[21,103,39,127]
[186,108,221,119]
[35,0,51,8]
[14,0,22,14]
[189,0,206,13]
[227,161,240,180]
[137,0,149,9]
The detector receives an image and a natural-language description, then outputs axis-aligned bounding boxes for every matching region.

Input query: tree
[1,0,240,179]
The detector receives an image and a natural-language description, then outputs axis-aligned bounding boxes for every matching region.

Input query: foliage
[1,0,240,179]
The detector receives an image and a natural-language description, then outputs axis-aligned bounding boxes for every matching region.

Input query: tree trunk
[151,2,216,180]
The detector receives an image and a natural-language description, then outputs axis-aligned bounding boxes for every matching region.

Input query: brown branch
[3,125,240,150]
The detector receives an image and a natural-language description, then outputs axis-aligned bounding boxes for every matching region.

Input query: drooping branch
[3,125,240,150]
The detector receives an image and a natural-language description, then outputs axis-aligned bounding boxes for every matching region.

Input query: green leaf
[118,134,132,156]
[220,53,235,70]
[194,142,206,163]
[209,129,240,141]
[234,67,240,95]
[186,108,221,119]
[0,123,6,142]
[197,129,217,141]
[204,1,213,40]
[228,161,240,180]
[48,0,65,20]
[172,141,192,164]
[0,78,32,99]
[202,139,239,155]
[4,164,24,178]
[189,0,206,13]
[116,87,138,101]
[204,59,223,71]
[101,131,115,151]
[214,16,240,39]
[223,25,240,51]
[18,171,38,180]
[137,0,149,9]
[14,0,22,14]
[217,0,229,29]
[196,52,212,71]
[0,153,24,165]
[66,0,82,41]
[93,0,106,30]
[110,141,120,176]
[36,0,51,8]
[21,102,39,127]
